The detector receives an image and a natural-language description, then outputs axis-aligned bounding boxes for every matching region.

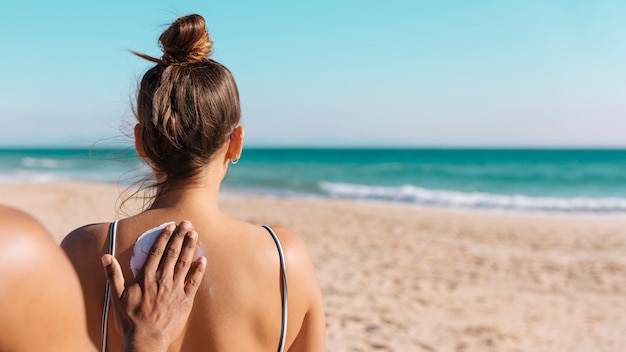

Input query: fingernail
[182,220,194,231]
[199,257,207,271]
[101,255,113,266]
[187,231,198,240]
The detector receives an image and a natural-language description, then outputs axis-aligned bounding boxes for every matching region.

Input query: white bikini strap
[262,225,288,352]
[101,220,118,352]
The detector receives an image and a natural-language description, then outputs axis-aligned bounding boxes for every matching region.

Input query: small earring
[230,158,240,165]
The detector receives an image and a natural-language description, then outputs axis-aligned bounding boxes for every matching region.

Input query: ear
[134,124,147,158]
[226,125,245,162]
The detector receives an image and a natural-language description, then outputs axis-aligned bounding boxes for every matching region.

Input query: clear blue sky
[1,0,625,147]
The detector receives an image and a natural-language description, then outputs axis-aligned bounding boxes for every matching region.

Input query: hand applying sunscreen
[130,222,206,277]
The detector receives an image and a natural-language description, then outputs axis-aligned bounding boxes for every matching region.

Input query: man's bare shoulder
[0,205,96,351]
[0,205,50,243]
[0,206,58,273]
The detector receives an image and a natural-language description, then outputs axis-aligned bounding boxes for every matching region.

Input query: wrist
[123,326,169,352]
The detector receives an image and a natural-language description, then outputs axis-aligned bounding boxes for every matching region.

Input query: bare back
[61,207,325,351]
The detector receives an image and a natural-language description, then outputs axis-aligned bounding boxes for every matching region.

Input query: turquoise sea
[1,148,625,214]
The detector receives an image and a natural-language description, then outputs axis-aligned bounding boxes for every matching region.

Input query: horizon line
[1,144,626,151]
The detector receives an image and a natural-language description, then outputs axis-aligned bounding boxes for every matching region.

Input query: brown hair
[132,14,240,197]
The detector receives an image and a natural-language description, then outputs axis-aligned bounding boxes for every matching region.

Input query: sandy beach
[3,181,626,351]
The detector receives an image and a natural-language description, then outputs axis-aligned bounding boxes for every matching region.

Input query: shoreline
[222,185,626,220]
[3,179,625,225]
[2,180,625,239]
[3,181,626,351]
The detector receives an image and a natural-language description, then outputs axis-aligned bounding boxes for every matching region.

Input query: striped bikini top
[101,222,288,352]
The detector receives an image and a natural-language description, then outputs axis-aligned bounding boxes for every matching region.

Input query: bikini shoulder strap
[101,220,118,352]
[262,225,288,352]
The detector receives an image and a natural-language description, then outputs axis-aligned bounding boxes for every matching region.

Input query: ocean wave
[319,181,626,213]
[21,157,74,169]
[0,169,131,184]
[0,171,70,183]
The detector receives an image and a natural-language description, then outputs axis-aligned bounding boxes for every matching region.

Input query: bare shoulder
[0,206,59,272]
[61,222,111,276]
[0,206,95,351]
[61,222,110,259]
[265,225,315,278]
[264,226,317,287]
[62,222,110,247]
[267,225,326,350]
[0,206,58,273]
[266,225,309,256]
[0,205,50,243]
[60,222,111,297]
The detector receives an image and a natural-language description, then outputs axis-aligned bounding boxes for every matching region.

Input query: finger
[173,230,199,284]
[143,223,176,277]
[101,254,125,299]
[184,256,207,297]
[160,220,194,278]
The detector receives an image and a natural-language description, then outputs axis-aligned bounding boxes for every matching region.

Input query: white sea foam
[319,181,626,213]
[0,171,69,183]
[21,157,73,169]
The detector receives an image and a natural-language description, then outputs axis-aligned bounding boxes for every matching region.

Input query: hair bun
[159,14,213,65]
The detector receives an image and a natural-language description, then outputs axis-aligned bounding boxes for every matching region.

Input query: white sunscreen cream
[130,222,206,277]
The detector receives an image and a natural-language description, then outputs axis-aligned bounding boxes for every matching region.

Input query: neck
[148,163,226,212]
[149,184,220,213]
